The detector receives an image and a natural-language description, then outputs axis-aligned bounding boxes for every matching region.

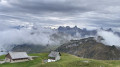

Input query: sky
[1,0,120,54]
[1,0,120,30]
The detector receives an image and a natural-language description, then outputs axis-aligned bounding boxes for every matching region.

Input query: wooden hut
[48,51,61,62]
[5,52,30,63]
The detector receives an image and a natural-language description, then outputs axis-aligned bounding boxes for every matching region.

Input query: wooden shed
[48,51,61,61]
[5,52,30,63]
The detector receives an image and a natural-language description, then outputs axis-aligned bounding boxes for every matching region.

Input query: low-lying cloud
[0,26,73,55]
[0,25,120,55]
[97,30,120,46]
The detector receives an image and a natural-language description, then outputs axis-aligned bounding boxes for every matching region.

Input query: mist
[0,25,74,55]
[1,25,120,55]
[97,30,120,46]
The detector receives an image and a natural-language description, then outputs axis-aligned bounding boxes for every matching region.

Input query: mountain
[11,32,71,54]
[57,37,120,60]
[12,44,46,53]
[12,44,61,54]
[8,26,120,60]
[58,26,97,37]
[58,26,120,38]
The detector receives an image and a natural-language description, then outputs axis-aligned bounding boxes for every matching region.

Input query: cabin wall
[11,58,29,63]
[5,54,12,62]
[55,56,60,61]
[5,58,29,63]
[5,54,29,63]
[5,58,11,62]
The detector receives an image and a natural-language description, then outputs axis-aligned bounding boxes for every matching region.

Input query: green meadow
[0,53,120,67]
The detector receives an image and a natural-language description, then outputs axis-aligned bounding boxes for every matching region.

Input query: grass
[0,53,120,67]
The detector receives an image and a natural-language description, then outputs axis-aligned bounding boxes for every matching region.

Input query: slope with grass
[57,37,120,60]
[0,53,120,67]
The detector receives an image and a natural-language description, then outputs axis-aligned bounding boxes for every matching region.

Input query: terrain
[12,44,46,53]
[12,36,120,60]
[12,44,59,54]
[57,37,120,60]
[0,53,120,67]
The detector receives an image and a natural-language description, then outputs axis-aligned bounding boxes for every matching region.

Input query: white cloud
[97,30,120,46]
[0,0,11,6]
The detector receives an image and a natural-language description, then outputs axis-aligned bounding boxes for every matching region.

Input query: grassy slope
[0,53,120,67]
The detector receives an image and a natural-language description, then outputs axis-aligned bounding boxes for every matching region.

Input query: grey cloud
[0,0,91,15]
[1,0,120,29]
[1,0,120,54]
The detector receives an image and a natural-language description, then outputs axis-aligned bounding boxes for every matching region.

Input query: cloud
[1,0,120,45]
[1,0,120,55]
[1,0,120,29]
[97,30,120,46]
[0,27,52,52]
[0,26,73,54]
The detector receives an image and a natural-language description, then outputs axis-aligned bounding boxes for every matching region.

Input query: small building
[48,51,61,62]
[5,52,30,63]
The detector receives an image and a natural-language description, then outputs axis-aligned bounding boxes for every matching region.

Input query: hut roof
[48,51,60,57]
[8,52,29,59]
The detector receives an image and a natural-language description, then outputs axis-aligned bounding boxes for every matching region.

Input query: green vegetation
[57,37,120,60]
[0,53,120,67]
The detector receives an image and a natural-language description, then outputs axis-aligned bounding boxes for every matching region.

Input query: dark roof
[7,52,29,59]
[48,51,60,57]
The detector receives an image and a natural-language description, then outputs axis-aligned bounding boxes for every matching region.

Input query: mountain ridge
[57,37,120,60]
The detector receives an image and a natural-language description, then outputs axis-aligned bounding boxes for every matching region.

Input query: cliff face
[57,37,120,60]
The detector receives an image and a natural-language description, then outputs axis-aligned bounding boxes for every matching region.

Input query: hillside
[12,44,60,54]
[11,32,70,54]
[0,53,120,67]
[12,44,46,53]
[57,37,120,60]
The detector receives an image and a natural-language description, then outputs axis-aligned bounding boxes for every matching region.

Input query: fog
[97,30,120,46]
[0,26,73,55]
[0,26,120,55]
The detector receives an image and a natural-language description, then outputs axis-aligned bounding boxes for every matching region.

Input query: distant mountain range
[11,25,120,37]
[10,25,120,60]
[12,44,46,54]
[58,26,97,37]
[58,26,120,37]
